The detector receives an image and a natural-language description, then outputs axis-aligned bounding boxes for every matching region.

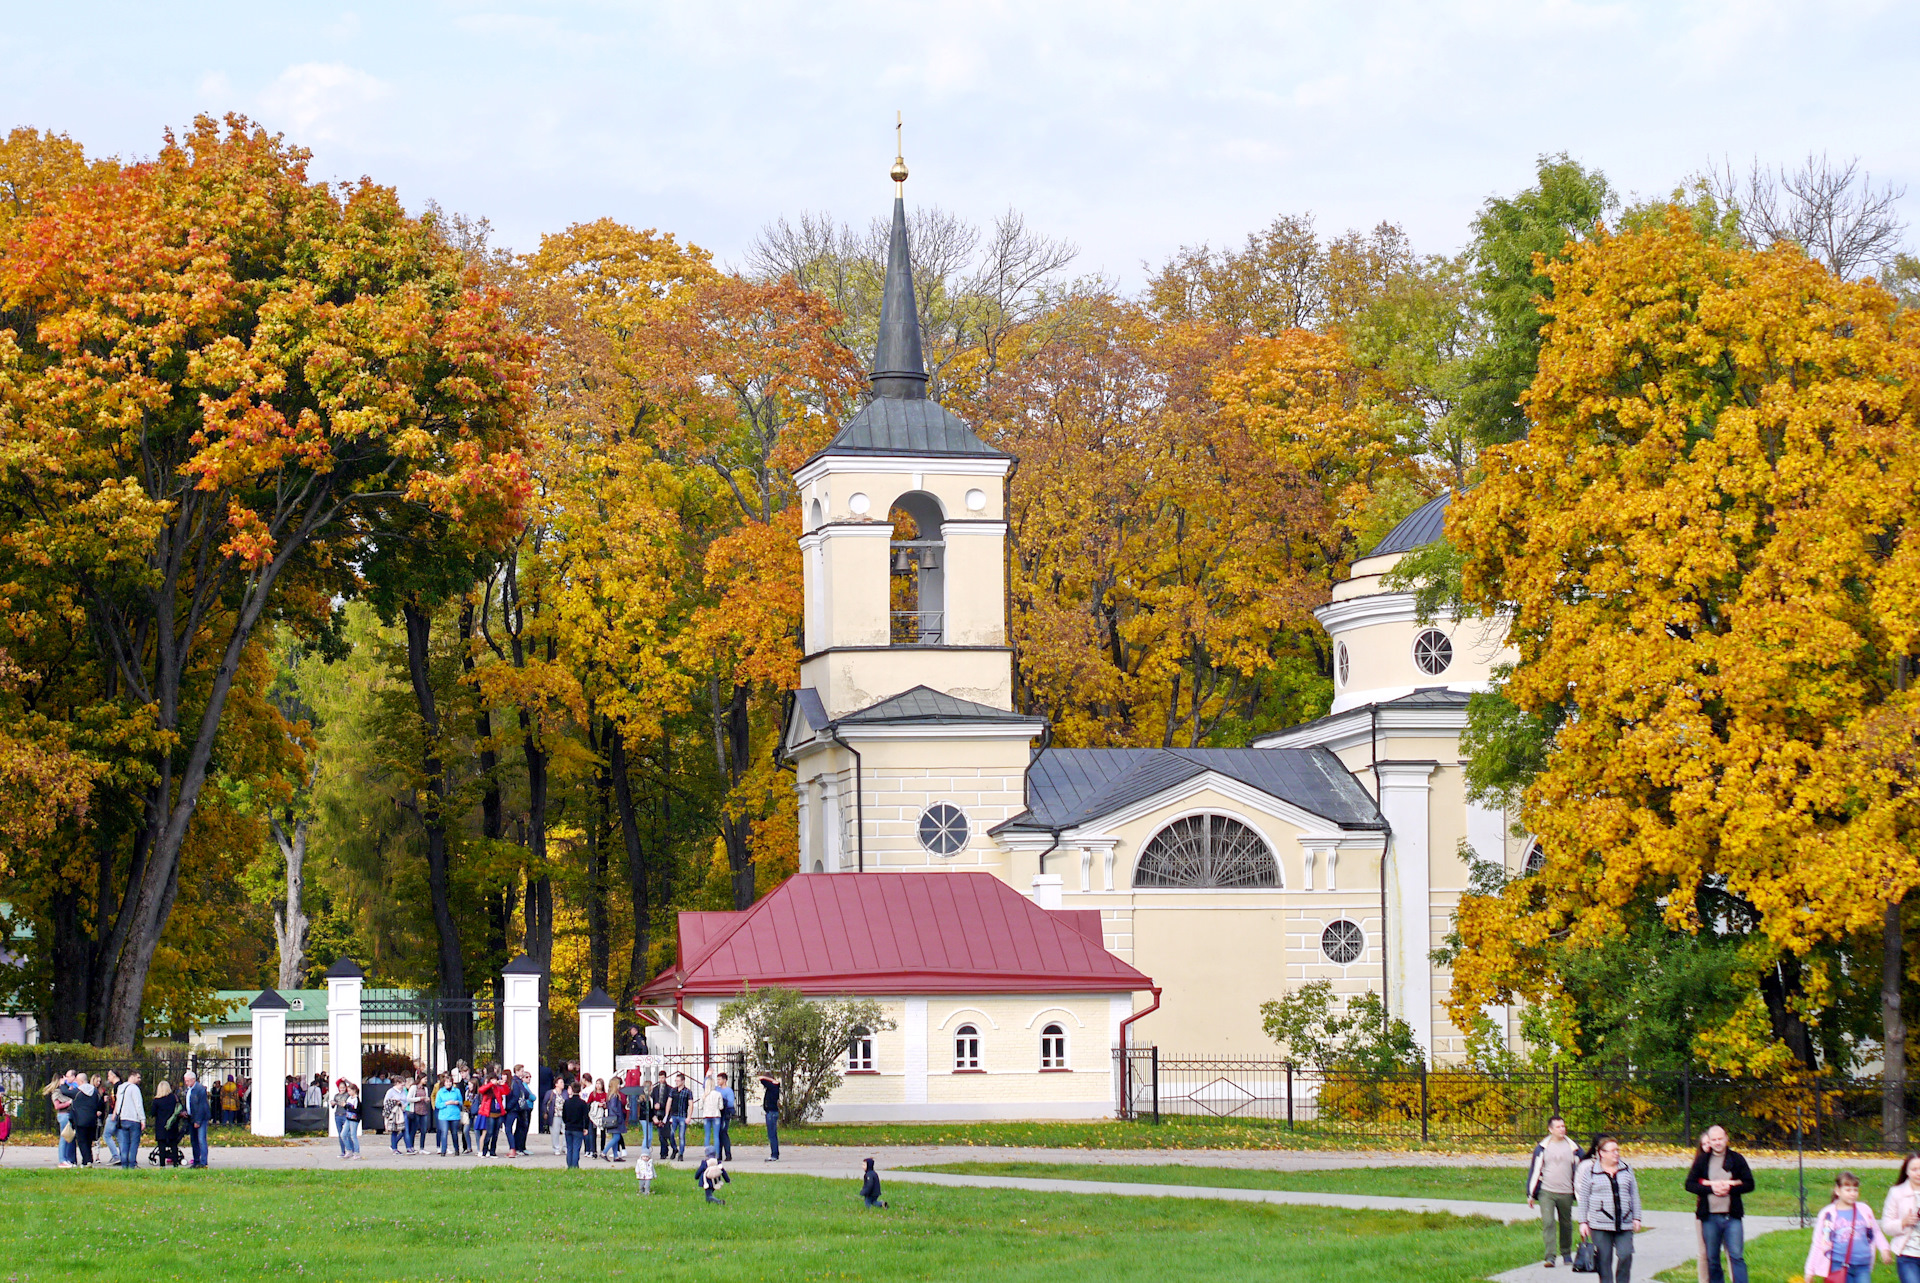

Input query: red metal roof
[638,872,1153,999]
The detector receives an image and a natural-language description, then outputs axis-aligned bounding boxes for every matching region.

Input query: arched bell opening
[888,491,945,645]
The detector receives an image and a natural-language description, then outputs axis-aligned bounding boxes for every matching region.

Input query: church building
[643,157,1529,1116]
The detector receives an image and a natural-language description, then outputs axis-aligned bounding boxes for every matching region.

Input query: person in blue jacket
[182,1070,213,1168]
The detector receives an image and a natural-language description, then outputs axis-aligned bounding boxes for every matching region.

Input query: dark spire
[870,124,928,401]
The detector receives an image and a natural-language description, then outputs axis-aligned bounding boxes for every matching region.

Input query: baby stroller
[148,1119,185,1167]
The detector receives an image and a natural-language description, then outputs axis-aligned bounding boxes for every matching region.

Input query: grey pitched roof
[1364,492,1450,558]
[1379,686,1470,708]
[838,685,1047,728]
[995,746,1385,834]
[813,396,1006,460]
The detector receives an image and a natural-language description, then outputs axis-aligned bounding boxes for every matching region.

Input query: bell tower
[790,139,1015,720]
[782,132,1044,880]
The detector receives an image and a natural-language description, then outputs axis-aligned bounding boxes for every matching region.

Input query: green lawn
[0,1167,1539,1282]
[901,1161,1895,1218]
[1653,1227,1811,1283]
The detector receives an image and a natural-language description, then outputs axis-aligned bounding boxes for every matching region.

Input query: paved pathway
[4,1136,1828,1282]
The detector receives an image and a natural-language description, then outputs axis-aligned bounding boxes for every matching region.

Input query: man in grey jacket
[114,1071,145,1169]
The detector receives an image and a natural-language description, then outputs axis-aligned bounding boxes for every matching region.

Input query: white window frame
[1040,1023,1068,1070]
[953,1023,981,1071]
[847,1025,874,1072]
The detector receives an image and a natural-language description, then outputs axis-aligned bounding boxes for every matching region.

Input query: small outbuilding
[638,870,1157,1120]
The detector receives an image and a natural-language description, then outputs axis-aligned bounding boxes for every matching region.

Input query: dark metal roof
[502,955,545,975]
[323,957,364,979]
[1380,686,1471,708]
[870,195,928,400]
[839,685,1046,728]
[250,988,291,1010]
[1364,492,1450,558]
[577,987,615,1011]
[995,746,1385,834]
[806,188,1007,464]
[814,396,1005,460]
[794,688,830,734]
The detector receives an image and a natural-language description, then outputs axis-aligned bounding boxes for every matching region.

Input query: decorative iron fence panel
[1114,1049,1920,1150]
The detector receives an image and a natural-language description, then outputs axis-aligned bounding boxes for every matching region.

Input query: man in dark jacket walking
[1684,1124,1757,1283]
[560,1084,591,1169]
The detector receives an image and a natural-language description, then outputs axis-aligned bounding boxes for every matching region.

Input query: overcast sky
[4,1,1913,283]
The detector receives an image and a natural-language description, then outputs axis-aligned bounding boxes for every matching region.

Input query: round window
[1413,629,1453,676]
[918,803,970,855]
[1321,920,1365,965]
[1336,642,1349,687]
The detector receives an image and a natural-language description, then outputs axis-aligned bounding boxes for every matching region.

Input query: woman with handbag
[1807,1172,1893,1283]
[1881,1154,1920,1283]
[1577,1135,1642,1282]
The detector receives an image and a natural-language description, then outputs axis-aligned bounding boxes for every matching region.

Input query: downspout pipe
[1369,701,1392,1036]
[1037,827,1063,877]
[1118,986,1162,1051]
[828,724,865,873]
[674,991,713,1075]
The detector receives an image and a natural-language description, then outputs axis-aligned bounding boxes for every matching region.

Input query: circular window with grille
[1321,920,1365,965]
[1133,814,1278,888]
[918,803,970,855]
[1413,629,1453,676]
[1336,642,1349,687]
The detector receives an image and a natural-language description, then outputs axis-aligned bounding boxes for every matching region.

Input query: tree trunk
[608,722,650,1010]
[524,870,553,1065]
[1887,899,1908,1147]
[93,491,333,1048]
[400,600,471,1066]
[1760,952,1816,1069]
[269,815,311,989]
[713,680,756,910]
[465,601,510,1063]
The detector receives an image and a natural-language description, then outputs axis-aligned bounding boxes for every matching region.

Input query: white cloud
[258,62,392,146]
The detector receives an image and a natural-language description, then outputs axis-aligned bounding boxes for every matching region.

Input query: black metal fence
[1,1047,192,1131]
[1115,1049,1920,1151]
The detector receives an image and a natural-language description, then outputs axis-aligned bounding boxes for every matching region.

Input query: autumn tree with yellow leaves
[1445,211,1920,1137]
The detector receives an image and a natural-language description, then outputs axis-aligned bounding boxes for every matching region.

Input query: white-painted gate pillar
[502,956,544,1135]
[250,989,289,1138]
[578,988,615,1087]
[324,959,364,1135]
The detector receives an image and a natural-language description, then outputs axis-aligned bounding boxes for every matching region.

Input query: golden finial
[890,111,908,191]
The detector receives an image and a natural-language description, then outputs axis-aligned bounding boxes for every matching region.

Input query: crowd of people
[42,1067,217,1169]
[1524,1116,1920,1283]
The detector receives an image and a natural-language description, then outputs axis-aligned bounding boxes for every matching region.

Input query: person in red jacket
[477,1071,511,1158]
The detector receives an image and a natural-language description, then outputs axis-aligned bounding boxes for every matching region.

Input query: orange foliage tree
[0,115,533,1045]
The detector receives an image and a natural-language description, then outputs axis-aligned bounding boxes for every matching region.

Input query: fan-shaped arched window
[953,1024,980,1070]
[1133,814,1279,888]
[1040,1023,1067,1070]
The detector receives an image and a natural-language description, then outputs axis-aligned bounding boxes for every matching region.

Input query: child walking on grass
[635,1152,655,1195]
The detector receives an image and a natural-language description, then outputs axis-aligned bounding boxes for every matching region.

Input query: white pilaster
[822,780,843,873]
[903,998,928,1105]
[579,989,616,1086]
[250,990,289,1138]
[1376,761,1436,1060]
[1302,848,1317,891]
[503,956,543,1134]
[796,783,814,872]
[324,960,364,1135]
[1465,797,1506,866]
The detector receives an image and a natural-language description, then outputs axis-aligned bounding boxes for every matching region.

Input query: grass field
[0,1167,1538,1282]
[1653,1228,1812,1282]
[902,1161,1893,1218]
